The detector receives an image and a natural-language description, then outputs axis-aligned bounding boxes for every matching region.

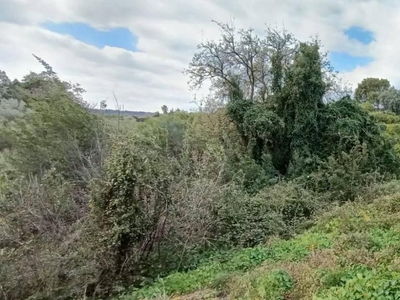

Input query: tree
[279,42,326,174]
[1,58,106,180]
[0,71,11,98]
[100,99,107,110]
[32,54,57,78]
[379,87,400,114]
[186,22,346,105]
[225,41,330,175]
[190,23,397,177]
[161,105,169,114]
[355,77,390,109]
[186,22,298,103]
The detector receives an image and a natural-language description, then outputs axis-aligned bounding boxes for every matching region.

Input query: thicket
[1,24,400,300]
[119,181,400,299]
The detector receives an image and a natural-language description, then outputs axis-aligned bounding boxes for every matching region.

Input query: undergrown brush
[116,183,400,299]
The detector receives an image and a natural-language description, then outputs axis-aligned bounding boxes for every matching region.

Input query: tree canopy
[355,77,391,107]
[188,23,398,176]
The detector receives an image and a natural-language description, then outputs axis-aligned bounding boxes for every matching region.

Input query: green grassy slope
[115,181,400,300]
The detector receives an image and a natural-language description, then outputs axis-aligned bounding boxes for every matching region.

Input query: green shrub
[90,134,176,287]
[254,182,320,234]
[316,269,400,300]
[228,153,279,194]
[214,182,319,247]
[88,117,236,294]
[214,186,286,247]
[299,143,383,203]
[136,112,192,158]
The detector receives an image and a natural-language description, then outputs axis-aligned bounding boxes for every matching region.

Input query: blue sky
[345,26,374,44]
[329,52,374,72]
[43,22,138,51]
[43,22,375,73]
[329,26,374,72]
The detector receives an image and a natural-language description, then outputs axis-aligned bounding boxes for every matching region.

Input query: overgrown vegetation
[118,182,400,299]
[1,23,400,300]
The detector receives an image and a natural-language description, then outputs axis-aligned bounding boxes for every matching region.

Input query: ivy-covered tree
[225,41,330,175]
[189,23,399,177]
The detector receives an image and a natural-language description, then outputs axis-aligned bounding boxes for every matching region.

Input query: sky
[1,0,400,112]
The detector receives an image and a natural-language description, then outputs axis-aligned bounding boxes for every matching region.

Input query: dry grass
[279,249,338,299]
[148,289,223,300]
[175,289,223,300]
[220,249,337,300]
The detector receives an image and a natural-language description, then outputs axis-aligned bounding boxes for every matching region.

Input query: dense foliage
[119,181,400,299]
[355,77,400,113]
[1,25,400,300]
[224,45,398,179]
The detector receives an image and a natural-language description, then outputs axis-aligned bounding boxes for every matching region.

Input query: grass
[115,232,334,300]
[113,190,400,300]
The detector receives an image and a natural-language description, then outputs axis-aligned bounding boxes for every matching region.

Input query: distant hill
[90,108,156,117]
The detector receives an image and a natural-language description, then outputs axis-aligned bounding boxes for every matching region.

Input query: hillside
[117,181,400,299]
[89,108,155,117]
[3,25,400,300]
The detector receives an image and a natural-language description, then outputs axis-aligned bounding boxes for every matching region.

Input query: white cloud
[1,0,400,111]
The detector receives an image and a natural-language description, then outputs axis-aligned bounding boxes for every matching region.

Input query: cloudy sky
[1,0,399,112]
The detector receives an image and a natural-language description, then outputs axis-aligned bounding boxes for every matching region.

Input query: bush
[0,170,100,300]
[255,183,320,234]
[0,66,109,299]
[299,143,385,203]
[90,134,176,288]
[214,186,286,247]
[88,119,234,293]
[136,112,193,158]
[214,182,318,247]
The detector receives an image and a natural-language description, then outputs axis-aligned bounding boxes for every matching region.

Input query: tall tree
[161,105,169,114]
[355,77,390,109]
[189,22,395,177]
[186,22,297,103]
[281,42,326,173]
[226,42,329,175]
[378,87,400,114]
